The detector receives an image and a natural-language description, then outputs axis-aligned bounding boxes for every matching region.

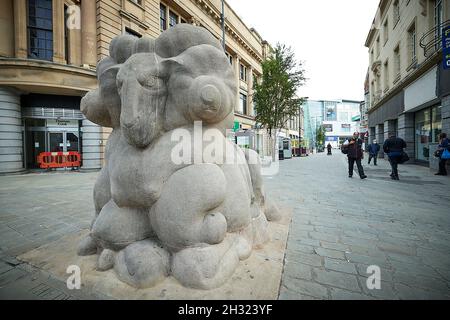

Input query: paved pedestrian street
[266,152,450,300]
[0,152,449,299]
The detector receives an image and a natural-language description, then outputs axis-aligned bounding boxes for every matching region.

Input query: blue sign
[325,136,339,142]
[443,26,450,70]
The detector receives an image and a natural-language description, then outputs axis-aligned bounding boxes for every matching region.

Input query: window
[383,19,389,44]
[64,4,69,63]
[408,22,416,64]
[384,60,389,91]
[130,0,142,5]
[27,0,53,61]
[240,64,247,81]
[393,0,400,27]
[394,45,400,82]
[160,4,167,31]
[225,52,233,65]
[169,11,178,28]
[239,93,247,115]
[341,124,351,133]
[434,0,443,45]
[125,27,142,38]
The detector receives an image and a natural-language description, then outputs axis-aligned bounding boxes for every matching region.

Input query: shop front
[414,105,442,163]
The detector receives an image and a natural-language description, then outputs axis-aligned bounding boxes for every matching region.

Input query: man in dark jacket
[383,134,407,180]
[344,132,367,179]
[368,139,381,166]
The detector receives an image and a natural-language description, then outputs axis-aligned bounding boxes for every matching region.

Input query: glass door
[47,131,79,153]
[48,132,64,152]
[65,132,79,152]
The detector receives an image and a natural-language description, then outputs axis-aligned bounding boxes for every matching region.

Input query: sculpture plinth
[78,24,281,289]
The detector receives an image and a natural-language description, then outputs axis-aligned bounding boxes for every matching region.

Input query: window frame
[27,0,54,62]
[160,3,167,31]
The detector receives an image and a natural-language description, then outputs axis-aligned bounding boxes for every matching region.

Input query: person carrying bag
[383,133,407,180]
[435,133,450,176]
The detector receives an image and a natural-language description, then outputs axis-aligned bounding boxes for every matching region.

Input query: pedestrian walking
[435,133,450,176]
[383,134,407,180]
[343,132,367,179]
[368,139,380,166]
[327,143,332,156]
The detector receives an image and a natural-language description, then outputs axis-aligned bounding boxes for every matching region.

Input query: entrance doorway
[47,131,79,153]
[24,118,80,169]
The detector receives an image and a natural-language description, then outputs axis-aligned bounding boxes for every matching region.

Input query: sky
[226,0,380,102]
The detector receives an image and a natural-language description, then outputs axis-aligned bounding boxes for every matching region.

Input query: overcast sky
[226,0,380,102]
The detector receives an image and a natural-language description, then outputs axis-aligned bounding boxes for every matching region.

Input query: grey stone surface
[1,144,450,299]
[77,24,281,290]
[275,152,450,300]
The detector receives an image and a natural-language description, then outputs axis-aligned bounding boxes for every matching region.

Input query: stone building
[0,0,270,174]
[365,0,450,166]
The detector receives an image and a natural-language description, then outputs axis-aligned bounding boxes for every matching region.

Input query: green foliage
[315,125,326,146]
[253,43,306,136]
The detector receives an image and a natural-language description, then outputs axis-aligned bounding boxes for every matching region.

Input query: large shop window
[28,0,53,61]
[415,106,442,161]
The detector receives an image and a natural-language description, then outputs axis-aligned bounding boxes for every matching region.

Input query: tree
[315,125,326,151]
[253,43,306,160]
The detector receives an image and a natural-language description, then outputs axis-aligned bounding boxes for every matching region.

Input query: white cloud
[226,0,380,101]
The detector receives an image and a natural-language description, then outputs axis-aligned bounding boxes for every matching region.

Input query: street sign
[443,26,450,70]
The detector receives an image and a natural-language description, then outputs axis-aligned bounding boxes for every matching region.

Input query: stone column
[13,0,27,58]
[0,87,24,174]
[384,120,396,141]
[248,66,253,116]
[52,0,65,63]
[234,56,240,113]
[81,120,103,170]
[375,123,384,158]
[81,0,97,67]
[397,113,415,161]
[369,127,376,144]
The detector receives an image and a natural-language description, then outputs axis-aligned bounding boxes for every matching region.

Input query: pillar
[375,123,384,158]
[81,120,103,170]
[13,0,27,59]
[52,0,65,63]
[369,127,376,144]
[397,113,415,161]
[0,87,24,174]
[248,66,254,116]
[234,55,240,113]
[81,0,97,67]
[384,120,396,141]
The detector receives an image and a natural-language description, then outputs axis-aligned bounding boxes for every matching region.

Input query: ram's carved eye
[138,73,158,88]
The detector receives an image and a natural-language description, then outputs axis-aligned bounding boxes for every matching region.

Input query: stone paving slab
[266,153,450,300]
[1,155,450,300]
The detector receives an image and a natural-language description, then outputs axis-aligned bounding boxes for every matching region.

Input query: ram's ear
[80,91,113,128]
[160,58,185,79]
[186,76,234,124]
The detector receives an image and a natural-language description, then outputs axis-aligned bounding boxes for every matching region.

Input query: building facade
[0,0,270,174]
[304,99,362,150]
[365,0,450,164]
